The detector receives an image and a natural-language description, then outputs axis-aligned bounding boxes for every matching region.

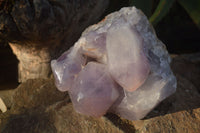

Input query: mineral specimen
[70,62,119,117]
[107,25,150,92]
[51,7,177,120]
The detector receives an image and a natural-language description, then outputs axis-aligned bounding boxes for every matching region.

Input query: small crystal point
[106,25,150,92]
[51,50,85,92]
[69,62,119,117]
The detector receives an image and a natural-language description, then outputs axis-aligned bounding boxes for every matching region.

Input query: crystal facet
[69,62,119,117]
[107,25,150,92]
[51,7,177,120]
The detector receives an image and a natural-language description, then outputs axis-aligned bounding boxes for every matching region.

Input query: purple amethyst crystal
[51,49,86,92]
[107,25,150,92]
[69,62,119,117]
[51,7,177,120]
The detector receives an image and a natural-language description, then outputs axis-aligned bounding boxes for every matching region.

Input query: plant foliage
[129,0,200,28]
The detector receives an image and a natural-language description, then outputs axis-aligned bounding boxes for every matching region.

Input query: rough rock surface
[47,102,125,133]
[0,0,109,82]
[0,0,109,47]
[11,78,68,113]
[0,78,69,132]
[0,53,200,132]
[51,7,176,120]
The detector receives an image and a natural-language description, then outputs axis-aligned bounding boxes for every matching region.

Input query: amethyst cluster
[51,7,177,120]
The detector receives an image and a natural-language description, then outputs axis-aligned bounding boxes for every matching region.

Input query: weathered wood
[9,43,52,82]
[0,0,109,82]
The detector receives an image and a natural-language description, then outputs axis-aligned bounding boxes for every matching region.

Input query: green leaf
[177,0,200,29]
[129,0,153,18]
[149,0,174,25]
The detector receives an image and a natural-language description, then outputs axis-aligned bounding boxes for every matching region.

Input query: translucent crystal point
[51,49,85,92]
[107,25,150,92]
[69,62,119,117]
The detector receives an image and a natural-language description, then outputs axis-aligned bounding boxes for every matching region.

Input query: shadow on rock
[144,53,200,119]
[105,113,136,133]
[1,111,56,133]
